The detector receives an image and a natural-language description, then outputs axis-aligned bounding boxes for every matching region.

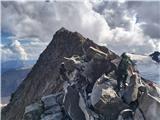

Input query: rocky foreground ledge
[2,28,160,120]
[22,47,160,120]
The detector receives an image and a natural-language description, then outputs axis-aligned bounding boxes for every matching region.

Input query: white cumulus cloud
[1,0,160,62]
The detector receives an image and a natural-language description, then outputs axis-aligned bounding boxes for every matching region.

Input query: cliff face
[2,28,118,120]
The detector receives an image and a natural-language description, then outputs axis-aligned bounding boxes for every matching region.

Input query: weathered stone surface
[117,109,134,120]
[138,92,160,120]
[2,27,160,120]
[22,103,43,120]
[85,46,108,61]
[56,93,64,105]
[123,74,141,104]
[2,28,118,120]
[41,94,57,109]
[134,108,145,120]
[91,75,128,120]
[82,52,116,85]
[44,105,61,115]
[145,82,160,97]
[41,112,63,120]
[64,85,86,120]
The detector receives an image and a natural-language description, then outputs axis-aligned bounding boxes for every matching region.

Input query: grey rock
[23,103,43,120]
[134,108,145,120]
[85,46,108,61]
[41,94,58,109]
[44,105,61,115]
[91,75,128,120]
[123,74,141,104]
[41,112,63,120]
[56,92,64,105]
[137,91,160,120]
[82,52,116,86]
[117,109,134,120]
[145,82,160,97]
[63,86,86,120]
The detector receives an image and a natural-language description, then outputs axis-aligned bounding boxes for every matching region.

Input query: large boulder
[82,48,116,85]
[40,93,63,120]
[22,103,43,120]
[91,75,128,120]
[137,91,160,120]
[134,108,145,120]
[144,81,160,97]
[123,74,142,104]
[41,94,58,109]
[22,93,64,120]
[63,85,86,120]
[85,46,108,61]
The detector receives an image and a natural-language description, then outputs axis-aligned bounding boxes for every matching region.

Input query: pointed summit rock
[2,27,118,120]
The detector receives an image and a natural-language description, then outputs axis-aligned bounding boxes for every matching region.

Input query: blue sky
[1,31,13,45]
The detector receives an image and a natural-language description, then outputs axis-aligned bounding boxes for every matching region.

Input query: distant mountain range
[1,67,31,98]
[1,60,36,73]
[1,61,33,105]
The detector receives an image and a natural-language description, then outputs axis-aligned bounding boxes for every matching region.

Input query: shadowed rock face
[2,27,118,120]
[63,86,86,120]
[149,51,160,63]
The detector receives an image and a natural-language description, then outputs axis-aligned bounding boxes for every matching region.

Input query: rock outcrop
[63,85,86,120]
[149,51,160,63]
[22,93,64,120]
[122,74,142,104]
[22,102,43,120]
[91,75,128,120]
[2,28,118,120]
[137,91,160,120]
[2,28,160,120]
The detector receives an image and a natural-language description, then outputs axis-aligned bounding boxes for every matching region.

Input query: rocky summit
[2,28,160,120]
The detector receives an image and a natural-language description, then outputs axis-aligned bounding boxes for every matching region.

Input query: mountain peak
[2,28,118,120]
[53,27,86,44]
[57,27,68,32]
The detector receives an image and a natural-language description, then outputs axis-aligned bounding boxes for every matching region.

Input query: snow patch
[127,53,160,84]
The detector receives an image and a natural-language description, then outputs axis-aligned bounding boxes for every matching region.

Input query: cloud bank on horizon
[1,0,160,62]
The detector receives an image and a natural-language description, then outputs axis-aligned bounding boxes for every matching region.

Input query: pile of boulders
[23,47,160,120]
[23,93,64,120]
